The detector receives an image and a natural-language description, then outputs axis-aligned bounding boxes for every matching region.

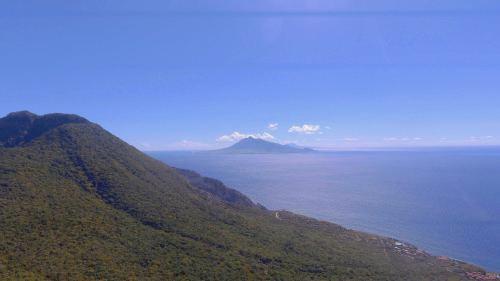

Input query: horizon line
[142,144,500,153]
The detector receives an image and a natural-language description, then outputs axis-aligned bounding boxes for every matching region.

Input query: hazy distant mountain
[215,137,315,154]
[0,111,486,280]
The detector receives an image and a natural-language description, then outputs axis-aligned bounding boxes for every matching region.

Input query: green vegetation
[0,112,484,280]
[175,168,259,208]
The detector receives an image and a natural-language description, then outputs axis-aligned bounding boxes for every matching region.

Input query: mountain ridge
[0,110,89,147]
[174,167,263,209]
[0,111,491,280]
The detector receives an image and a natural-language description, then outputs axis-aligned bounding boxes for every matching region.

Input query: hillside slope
[0,112,488,280]
[174,168,261,209]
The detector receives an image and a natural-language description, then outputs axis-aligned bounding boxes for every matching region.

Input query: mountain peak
[215,137,315,154]
[5,110,38,119]
[0,111,89,147]
[240,136,265,143]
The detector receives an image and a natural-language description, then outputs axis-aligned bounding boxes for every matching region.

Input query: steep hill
[215,137,315,154]
[174,168,261,209]
[0,111,489,280]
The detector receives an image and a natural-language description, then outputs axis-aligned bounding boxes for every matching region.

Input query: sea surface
[149,148,500,272]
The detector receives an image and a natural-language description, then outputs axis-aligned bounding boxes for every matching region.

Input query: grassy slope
[0,120,482,280]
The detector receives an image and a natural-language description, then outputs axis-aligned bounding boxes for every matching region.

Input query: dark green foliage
[175,168,259,208]
[0,111,88,147]
[0,112,482,280]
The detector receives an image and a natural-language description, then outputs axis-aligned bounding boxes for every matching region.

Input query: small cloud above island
[288,124,321,134]
[217,131,275,142]
[268,123,279,130]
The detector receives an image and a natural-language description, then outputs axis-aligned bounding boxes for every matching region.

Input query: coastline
[277,205,500,275]
[149,150,500,274]
[270,210,499,280]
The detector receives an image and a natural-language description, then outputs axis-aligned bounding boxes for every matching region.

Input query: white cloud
[174,140,212,149]
[469,136,494,142]
[384,137,423,142]
[217,131,275,142]
[134,139,212,151]
[268,123,279,130]
[288,124,321,134]
[344,138,359,142]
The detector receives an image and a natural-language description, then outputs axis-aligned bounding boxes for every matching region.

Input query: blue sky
[1,1,500,150]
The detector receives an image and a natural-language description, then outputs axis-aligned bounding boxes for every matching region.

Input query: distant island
[213,137,316,154]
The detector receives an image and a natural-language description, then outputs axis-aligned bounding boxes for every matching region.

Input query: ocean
[149,148,500,272]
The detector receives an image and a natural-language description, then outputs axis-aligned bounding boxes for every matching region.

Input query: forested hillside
[0,112,486,280]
